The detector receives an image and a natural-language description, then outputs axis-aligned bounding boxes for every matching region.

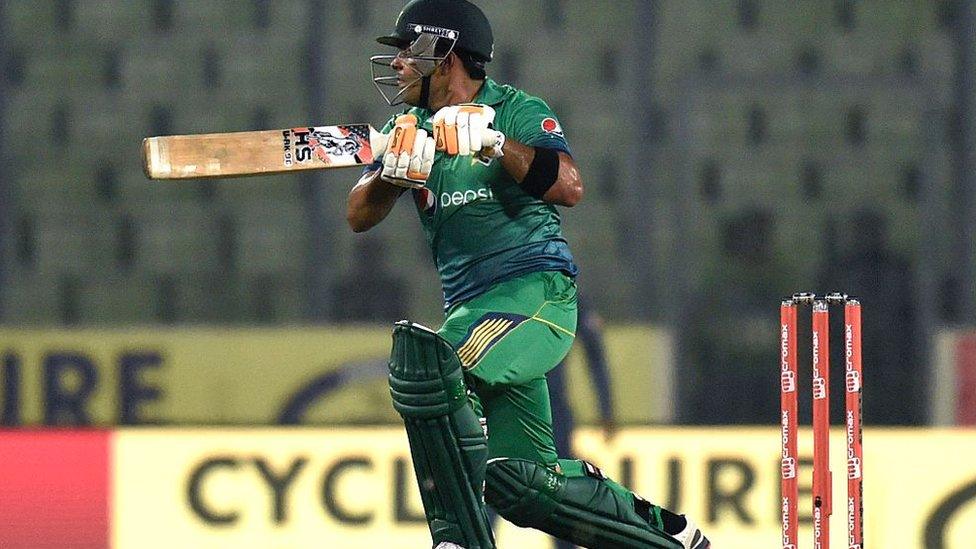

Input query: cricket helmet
[377,0,494,62]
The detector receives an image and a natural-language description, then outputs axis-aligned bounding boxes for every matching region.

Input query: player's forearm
[346,170,403,232]
[498,140,583,207]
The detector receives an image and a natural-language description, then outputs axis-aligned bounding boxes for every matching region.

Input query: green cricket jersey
[372,78,579,309]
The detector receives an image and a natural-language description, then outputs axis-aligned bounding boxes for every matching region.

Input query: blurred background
[1,1,975,547]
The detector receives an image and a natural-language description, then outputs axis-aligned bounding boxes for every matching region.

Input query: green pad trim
[389,321,495,549]
[485,458,682,549]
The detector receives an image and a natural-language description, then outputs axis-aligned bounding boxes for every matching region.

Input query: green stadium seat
[135,205,220,275]
[234,202,306,276]
[78,276,156,324]
[1,273,63,324]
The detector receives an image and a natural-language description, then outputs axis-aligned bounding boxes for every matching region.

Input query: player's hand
[379,114,435,189]
[431,103,505,160]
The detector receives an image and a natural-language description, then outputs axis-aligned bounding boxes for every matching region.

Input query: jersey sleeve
[508,96,572,156]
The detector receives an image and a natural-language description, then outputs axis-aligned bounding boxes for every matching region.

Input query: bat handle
[370,129,390,158]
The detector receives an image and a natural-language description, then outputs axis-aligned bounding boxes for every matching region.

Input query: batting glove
[378,114,435,189]
[431,103,505,161]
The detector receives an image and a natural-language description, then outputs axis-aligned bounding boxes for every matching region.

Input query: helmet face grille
[369,28,458,106]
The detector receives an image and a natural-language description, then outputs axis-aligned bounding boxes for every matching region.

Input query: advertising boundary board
[1,427,974,548]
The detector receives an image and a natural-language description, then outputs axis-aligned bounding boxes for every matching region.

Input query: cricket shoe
[672,515,710,549]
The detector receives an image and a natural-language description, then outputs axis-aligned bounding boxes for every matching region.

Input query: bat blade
[143,124,384,179]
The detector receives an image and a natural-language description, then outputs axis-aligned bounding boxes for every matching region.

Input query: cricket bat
[143,124,389,179]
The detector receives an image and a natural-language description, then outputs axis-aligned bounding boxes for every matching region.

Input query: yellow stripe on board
[107,427,976,548]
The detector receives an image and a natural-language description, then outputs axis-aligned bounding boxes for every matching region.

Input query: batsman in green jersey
[348,2,709,548]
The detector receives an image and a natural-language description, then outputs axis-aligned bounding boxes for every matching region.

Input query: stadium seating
[0,0,958,328]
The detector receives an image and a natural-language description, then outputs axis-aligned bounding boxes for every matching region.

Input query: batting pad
[485,458,682,549]
[389,321,495,549]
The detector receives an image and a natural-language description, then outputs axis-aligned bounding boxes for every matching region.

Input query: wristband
[521,146,559,199]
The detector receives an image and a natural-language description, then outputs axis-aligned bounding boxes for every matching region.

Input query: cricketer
[346,1,710,547]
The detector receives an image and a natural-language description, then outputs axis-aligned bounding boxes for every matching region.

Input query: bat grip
[371,130,390,157]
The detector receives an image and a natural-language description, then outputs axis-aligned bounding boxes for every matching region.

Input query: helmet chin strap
[420,74,432,110]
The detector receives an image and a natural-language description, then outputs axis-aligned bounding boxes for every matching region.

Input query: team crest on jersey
[413,187,435,215]
[541,117,564,137]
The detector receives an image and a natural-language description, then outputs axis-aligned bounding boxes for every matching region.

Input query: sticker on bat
[282,130,295,166]
[283,126,373,166]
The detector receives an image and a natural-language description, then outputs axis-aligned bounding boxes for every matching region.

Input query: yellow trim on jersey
[458,317,514,367]
[530,301,576,337]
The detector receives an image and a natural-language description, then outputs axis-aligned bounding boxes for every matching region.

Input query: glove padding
[378,114,435,189]
[431,103,505,161]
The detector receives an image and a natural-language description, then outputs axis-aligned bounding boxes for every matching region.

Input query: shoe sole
[690,530,710,548]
